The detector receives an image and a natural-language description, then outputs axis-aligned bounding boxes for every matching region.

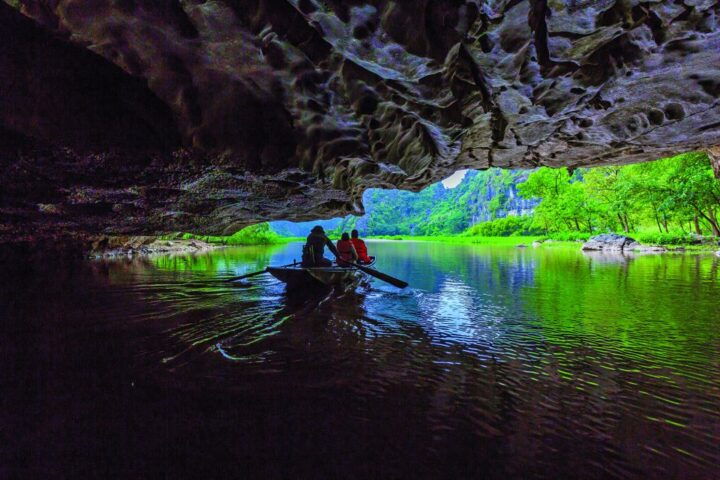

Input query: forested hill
[271,169,536,237]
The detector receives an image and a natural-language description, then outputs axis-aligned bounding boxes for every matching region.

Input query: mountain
[270,169,538,237]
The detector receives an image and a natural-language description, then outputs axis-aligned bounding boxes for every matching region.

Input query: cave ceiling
[1,0,719,237]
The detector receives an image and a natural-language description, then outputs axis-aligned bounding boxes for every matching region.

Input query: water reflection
[1,242,718,479]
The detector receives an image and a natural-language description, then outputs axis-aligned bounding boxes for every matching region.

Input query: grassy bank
[363,233,719,251]
[368,235,543,246]
[463,214,720,250]
[169,222,718,251]
[164,223,302,246]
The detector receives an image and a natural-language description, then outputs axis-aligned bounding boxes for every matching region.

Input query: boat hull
[267,265,358,287]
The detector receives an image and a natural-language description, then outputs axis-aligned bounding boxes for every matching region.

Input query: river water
[2,241,719,479]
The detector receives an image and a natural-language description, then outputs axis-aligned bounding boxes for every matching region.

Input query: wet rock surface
[582,234,640,251]
[89,237,217,258]
[1,1,719,237]
[583,234,671,252]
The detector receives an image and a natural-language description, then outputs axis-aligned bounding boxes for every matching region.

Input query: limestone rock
[582,234,640,251]
[1,1,719,237]
[90,236,217,258]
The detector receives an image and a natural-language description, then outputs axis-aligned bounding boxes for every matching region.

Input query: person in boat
[350,229,372,264]
[336,232,359,266]
[302,225,340,267]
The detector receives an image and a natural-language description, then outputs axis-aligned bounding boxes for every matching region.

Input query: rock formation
[582,233,667,252]
[582,233,641,251]
[1,0,719,239]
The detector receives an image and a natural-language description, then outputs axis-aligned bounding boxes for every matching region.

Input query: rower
[302,226,339,267]
[336,232,358,266]
[350,229,372,264]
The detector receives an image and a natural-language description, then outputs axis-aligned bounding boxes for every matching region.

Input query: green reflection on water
[150,244,287,275]
[518,249,719,373]
[132,241,719,381]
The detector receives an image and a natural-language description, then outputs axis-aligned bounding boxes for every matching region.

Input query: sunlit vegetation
[511,152,720,241]
[328,169,529,237]
[167,223,297,246]
[324,152,719,248]
[464,216,543,237]
[366,235,548,246]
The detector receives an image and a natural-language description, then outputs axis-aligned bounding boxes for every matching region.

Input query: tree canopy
[518,152,719,237]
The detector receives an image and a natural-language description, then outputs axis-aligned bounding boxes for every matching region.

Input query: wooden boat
[267,259,375,288]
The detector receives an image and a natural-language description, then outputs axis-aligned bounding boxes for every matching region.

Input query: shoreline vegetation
[91,228,718,259]
[161,223,302,246]
[164,229,717,253]
[93,232,718,259]
[362,234,719,252]
[150,220,718,256]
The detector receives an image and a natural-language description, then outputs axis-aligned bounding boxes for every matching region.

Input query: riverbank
[369,235,544,246]
[89,236,219,258]
[364,234,720,252]
[163,223,302,247]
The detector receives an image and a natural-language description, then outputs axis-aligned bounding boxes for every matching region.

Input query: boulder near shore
[582,234,667,253]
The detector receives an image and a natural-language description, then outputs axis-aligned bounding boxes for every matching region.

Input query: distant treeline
[495,152,719,239]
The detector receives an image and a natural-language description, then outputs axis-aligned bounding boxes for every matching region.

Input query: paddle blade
[225,268,268,282]
[224,262,297,283]
[354,264,408,288]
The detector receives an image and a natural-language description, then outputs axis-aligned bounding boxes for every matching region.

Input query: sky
[441,169,468,189]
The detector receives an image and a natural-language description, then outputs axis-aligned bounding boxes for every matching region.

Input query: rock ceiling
[1,0,718,237]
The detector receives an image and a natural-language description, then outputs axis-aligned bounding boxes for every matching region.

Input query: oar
[348,261,408,289]
[225,262,296,282]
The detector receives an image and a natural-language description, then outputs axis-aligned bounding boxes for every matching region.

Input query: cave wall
[1,0,719,238]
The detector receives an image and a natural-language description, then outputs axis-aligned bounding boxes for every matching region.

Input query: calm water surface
[2,241,719,479]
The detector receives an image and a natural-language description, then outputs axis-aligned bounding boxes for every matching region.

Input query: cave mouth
[2,3,720,477]
[0,0,719,243]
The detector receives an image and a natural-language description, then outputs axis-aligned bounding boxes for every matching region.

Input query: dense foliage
[176,223,288,245]
[464,216,541,237]
[334,169,535,236]
[513,152,720,238]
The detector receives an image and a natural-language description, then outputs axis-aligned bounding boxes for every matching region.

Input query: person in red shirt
[336,232,358,266]
[350,229,372,264]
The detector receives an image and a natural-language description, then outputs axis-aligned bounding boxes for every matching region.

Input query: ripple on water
[4,243,718,478]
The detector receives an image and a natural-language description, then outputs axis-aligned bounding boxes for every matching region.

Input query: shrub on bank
[369,235,404,240]
[546,232,592,242]
[464,216,543,237]
[633,231,718,246]
[173,223,287,246]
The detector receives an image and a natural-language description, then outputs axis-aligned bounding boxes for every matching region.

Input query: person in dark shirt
[350,229,372,264]
[302,226,339,267]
